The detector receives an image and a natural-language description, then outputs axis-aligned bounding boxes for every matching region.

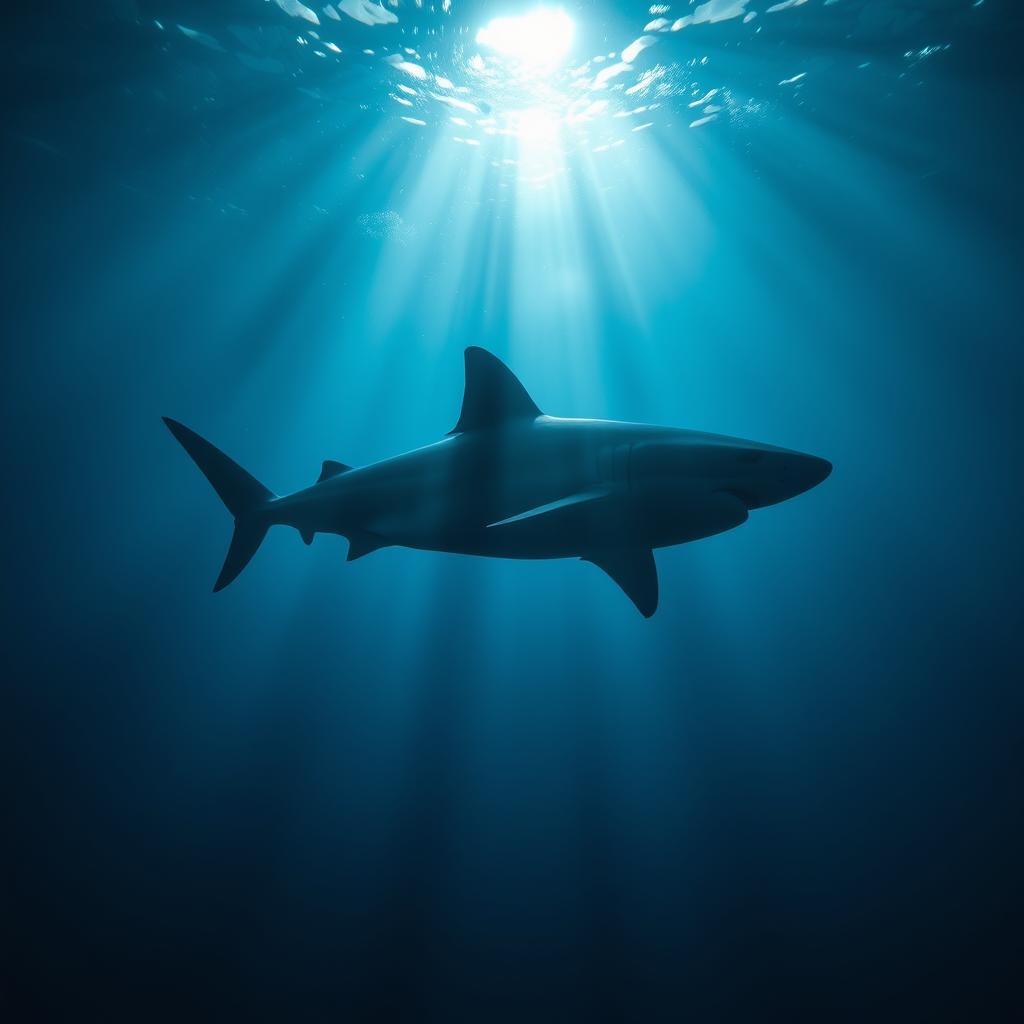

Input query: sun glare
[513,107,561,144]
[475,8,575,68]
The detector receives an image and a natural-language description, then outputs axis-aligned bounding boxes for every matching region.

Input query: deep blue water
[6,1,1022,1019]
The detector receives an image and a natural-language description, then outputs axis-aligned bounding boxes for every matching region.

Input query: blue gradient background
[6,1,1022,1019]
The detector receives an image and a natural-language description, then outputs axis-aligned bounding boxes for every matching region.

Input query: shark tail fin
[163,417,276,591]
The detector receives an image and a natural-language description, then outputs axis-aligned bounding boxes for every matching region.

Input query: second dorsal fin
[450,347,543,433]
[317,460,352,483]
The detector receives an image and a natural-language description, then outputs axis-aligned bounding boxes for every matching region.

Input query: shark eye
[737,451,763,464]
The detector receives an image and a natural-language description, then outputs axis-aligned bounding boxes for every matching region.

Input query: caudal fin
[163,417,276,591]
[213,519,268,592]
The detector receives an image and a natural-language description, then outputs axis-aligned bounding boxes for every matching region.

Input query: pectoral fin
[583,548,659,618]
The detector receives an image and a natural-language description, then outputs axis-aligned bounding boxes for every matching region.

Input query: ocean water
[6,1,1021,1019]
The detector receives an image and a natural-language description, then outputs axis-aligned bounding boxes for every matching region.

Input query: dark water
[6,1,1022,1019]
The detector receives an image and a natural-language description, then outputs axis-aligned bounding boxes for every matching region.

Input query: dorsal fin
[317,460,352,483]
[450,346,542,433]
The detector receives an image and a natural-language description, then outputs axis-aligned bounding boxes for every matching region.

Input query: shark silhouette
[164,347,831,616]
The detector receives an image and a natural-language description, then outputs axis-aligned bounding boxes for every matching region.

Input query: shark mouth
[717,487,761,510]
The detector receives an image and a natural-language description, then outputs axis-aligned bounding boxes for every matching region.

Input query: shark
[164,346,831,617]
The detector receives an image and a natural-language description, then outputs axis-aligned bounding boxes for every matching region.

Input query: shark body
[164,347,831,616]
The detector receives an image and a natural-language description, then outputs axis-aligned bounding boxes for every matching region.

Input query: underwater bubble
[357,210,415,244]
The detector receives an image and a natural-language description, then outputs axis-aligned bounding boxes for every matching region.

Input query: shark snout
[719,448,831,509]
[772,451,832,503]
[794,453,832,489]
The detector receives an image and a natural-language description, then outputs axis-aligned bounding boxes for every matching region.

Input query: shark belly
[355,481,748,559]
[360,478,598,558]
[336,429,597,557]
[329,430,754,559]
[466,486,749,557]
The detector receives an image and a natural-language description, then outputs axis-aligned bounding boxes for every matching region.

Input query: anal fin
[583,548,659,618]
